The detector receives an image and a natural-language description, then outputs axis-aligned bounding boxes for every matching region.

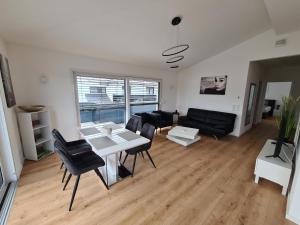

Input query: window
[74,72,160,126]
[75,75,125,125]
[129,79,159,115]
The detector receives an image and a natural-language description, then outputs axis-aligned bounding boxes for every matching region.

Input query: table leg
[115,153,119,182]
[254,175,259,184]
[105,156,109,186]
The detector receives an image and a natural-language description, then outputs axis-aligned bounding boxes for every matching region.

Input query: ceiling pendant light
[162,16,189,58]
[166,55,184,63]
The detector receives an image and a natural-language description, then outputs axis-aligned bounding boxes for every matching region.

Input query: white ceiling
[264,0,300,35]
[0,0,273,70]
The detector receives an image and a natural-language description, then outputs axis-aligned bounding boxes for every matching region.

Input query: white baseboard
[286,213,300,225]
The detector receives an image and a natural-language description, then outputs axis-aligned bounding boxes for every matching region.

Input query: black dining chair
[125,116,140,132]
[52,129,92,182]
[54,140,109,211]
[123,123,156,176]
[119,117,140,161]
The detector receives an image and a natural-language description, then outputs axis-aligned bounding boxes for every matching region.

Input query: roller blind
[74,73,161,125]
[129,79,160,115]
[129,79,159,104]
[75,75,125,124]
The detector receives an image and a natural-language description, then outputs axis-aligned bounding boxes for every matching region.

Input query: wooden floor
[8,119,296,225]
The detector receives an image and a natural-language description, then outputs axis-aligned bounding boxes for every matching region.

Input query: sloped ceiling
[0,0,272,70]
[264,0,300,35]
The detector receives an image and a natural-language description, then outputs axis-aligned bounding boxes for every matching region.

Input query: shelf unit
[17,110,54,161]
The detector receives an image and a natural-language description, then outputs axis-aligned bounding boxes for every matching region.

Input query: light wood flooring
[7,119,296,225]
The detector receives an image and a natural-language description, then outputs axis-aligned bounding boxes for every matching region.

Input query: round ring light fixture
[162,16,189,68]
[162,44,189,56]
[166,55,184,63]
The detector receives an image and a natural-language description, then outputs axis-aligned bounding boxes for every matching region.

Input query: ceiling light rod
[162,16,189,57]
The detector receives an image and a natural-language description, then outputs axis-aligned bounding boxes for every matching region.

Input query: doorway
[262,81,292,119]
[251,55,300,125]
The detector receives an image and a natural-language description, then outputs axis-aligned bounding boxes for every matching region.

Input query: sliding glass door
[74,73,160,126]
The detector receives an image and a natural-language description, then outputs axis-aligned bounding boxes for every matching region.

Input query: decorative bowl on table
[18,105,45,112]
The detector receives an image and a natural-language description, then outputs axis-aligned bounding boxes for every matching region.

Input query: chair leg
[140,151,144,159]
[69,175,80,211]
[145,150,156,168]
[60,162,64,169]
[94,169,109,190]
[119,151,123,161]
[62,168,67,183]
[63,174,72,191]
[123,153,129,164]
[131,153,137,177]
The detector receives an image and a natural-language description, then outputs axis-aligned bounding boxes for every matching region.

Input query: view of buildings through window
[75,74,160,125]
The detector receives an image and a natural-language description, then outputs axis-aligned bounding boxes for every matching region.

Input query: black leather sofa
[178,108,236,138]
[133,110,173,132]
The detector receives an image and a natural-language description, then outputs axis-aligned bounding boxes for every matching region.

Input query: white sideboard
[254,139,294,195]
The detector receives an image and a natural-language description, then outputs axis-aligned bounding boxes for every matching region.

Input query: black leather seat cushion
[57,149,105,175]
[126,143,151,155]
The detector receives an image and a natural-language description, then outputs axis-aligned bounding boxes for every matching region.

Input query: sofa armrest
[153,110,173,123]
[148,113,161,128]
[161,111,174,122]
[178,116,188,123]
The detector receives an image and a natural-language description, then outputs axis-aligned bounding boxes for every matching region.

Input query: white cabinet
[17,110,54,161]
[254,139,293,195]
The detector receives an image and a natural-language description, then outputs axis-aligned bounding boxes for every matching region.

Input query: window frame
[73,71,161,127]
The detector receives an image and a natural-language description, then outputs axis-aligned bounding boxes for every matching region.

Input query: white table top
[80,122,150,157]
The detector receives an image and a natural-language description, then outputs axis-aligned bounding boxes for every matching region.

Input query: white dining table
[79,122,149,186]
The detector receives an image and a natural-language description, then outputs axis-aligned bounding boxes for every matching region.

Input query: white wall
[177,29,300,136]
[7,44,177,140]
[0,38,23,179]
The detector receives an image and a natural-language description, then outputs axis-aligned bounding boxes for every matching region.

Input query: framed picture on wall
[200,75,227,95]
[0,55,16,108]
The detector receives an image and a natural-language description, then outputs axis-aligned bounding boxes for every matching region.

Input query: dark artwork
[200,75,227,95]
[0,55,16,107]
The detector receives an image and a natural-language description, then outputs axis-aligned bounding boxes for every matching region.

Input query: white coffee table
[167,126,200,147]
